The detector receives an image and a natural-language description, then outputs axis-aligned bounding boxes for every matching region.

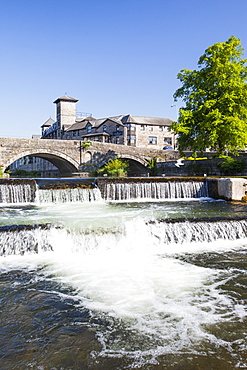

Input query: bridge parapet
[0,137,179,176]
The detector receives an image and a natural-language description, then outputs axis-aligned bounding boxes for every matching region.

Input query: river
[0,180,246,369]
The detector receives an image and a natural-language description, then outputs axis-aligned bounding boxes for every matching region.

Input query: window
[126,124,135,131]
[73,130,77,137]
[164,137,172,145]
[87,124,92,133]
[116,125,120,131]
[127,135,136,145]
[103,125,107,131]
[149,126,153,131]
[116,137,120,144]
[148,136,157,145]
[140,125,145,131]
[159,126,163,131]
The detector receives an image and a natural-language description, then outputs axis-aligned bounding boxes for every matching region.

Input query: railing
[76,112,92,118]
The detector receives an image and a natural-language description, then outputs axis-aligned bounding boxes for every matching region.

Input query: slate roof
[66,117,96,131]
[120,115,172,126]
[41,117,55,127]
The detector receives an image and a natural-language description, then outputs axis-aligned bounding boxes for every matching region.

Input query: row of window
[140,125,170,132]
[127,135,173,145]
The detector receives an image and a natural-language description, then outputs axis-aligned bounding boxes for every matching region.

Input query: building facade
[41,96,176,150]
[9,156,59,177]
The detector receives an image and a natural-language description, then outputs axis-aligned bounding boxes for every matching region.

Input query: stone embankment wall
[156,156,247,177]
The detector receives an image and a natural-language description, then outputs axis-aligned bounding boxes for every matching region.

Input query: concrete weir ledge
[0,177,246,201]
[206,177,247,201]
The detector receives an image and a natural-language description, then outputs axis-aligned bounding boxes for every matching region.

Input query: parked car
[163,145,174,150]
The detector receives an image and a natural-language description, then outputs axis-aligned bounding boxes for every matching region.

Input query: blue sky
[1,0,247,138]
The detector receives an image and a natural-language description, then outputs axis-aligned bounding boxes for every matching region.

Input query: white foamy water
[103,180,209,200]
[36,187,102,204]
[1,214,246,363]
[0,198,246,367]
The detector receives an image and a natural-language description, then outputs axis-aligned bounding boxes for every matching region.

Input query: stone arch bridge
[0,137,177,176]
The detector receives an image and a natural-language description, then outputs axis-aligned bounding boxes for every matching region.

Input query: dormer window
[103,125,107,132]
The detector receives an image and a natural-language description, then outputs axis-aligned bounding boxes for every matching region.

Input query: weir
[1,216,247,257]
[0,177,247,368]
[0,179,36,203]
[1,177,246,202]
[0,177,210,203]
[0,224,55,256]
[148,217,247,244]
[97,177,208,200]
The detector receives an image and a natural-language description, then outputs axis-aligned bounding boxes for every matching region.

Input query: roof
[53,96,78,104]
[66,118,95,132]
[120,115,173,126]
[41,117,55,127]
[81,132,110,137]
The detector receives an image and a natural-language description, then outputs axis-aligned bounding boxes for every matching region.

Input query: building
[9,156,59,177]
[41,96,176,150]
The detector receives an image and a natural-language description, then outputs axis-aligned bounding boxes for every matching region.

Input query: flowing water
[0,181,246,369]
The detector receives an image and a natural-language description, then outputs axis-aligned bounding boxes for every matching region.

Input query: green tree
[81,140,92,149]
[147,157,158,176]
[172,36,247,156]
[102,157,129,177]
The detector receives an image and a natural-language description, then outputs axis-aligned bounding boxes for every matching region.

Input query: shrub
[147,157,158,176]
[217,157,245,175]
[11,170,41,178]
[90,158,129,177]
[103,158,129,177]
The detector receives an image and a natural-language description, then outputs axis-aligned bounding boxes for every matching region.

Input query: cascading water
[36,187,102,203]
[0,180,36,203]
[100,179,209,200]
[0,178,246,369]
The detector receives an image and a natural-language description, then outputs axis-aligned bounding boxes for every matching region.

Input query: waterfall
[2,217,247,257]
[37,188,102,203]
[0,178,101,204]
[0,178,211,203]
[102,180,209,200]
[0,181,36,203]
[148,218,247,244]
[0,224,55,256]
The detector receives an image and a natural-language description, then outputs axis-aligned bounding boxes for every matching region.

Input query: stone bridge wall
[156,156,247,177]
[0,137,178,175]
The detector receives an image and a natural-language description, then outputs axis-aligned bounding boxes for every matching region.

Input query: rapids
[0,180,246,369]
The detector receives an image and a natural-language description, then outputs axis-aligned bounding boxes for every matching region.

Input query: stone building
[9,156,59,177]
[41,96,176,150]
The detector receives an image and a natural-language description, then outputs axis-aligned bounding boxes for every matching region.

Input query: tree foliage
[93,157,129,177]
[217,156,245,175]
[81,140,92,149]
[172,36,247,156]
[147,157,158,176]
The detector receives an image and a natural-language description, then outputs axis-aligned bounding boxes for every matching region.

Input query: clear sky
[1,0,247,138]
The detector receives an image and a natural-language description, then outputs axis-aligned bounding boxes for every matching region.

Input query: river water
[0,182,246,369]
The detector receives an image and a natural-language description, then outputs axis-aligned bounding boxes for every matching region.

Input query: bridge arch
[4,149,79,175]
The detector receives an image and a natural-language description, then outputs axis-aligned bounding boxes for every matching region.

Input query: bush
[11,170,41,178]
[92,158,129,177]
[217,157,245,175]
[103,158,129,177]
[147,158,158,176]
